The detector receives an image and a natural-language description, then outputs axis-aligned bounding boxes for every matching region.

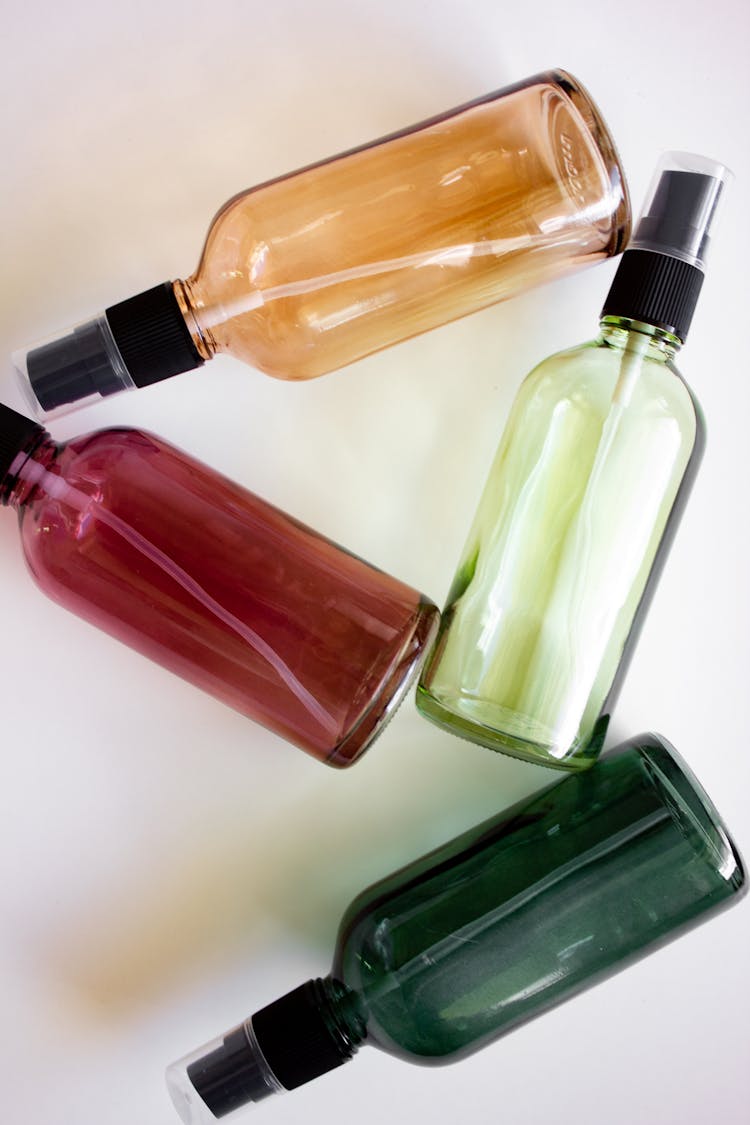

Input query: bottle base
[414,684,603,772]
[327,599,439,768]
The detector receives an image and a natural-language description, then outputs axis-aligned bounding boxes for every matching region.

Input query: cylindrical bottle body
[185,70,629,377]
[334,734,745,1063]
[13,71,629,418]
[417,329,703,768]
[15,429,437,764]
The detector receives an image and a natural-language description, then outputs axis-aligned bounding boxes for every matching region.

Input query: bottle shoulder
[515,335,700,433]
[18,429,167,550]
[527,333,688,378]
[60,426,165,468]
[528,332,689,378]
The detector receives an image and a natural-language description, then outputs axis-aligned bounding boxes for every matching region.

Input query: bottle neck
[0,433,57,509]
[598,315,682,363]
[316,974,368,1053]
[250,976,366,1092]
[173,278,216,362]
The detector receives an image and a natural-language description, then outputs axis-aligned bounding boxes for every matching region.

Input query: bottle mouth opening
[639,734,745,893]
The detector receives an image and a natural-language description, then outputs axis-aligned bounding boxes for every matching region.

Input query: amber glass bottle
[16,70,629,415]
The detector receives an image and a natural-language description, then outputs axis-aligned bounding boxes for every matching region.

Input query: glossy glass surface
[9,430,437,764]
[179,71,629,378]
[333,734,745,1062]
[417,324,703,769]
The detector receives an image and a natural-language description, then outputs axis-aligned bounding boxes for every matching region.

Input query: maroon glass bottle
[0,403,437,764]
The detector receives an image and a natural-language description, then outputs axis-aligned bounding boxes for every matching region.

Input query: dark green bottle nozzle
[167,979,360,1122]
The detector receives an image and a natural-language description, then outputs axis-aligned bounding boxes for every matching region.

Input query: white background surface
[0,2,748,1122]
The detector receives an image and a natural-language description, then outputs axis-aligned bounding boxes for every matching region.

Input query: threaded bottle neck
[597,315,681,362]
[1,438,58,510]
[251,976,365,1091]
[0,403,51,508]
[316,975,368,1053]
[173,278,215,362]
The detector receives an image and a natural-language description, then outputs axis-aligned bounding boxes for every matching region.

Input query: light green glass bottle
[417,152,730,770]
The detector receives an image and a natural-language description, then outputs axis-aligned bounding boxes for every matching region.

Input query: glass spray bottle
[165,733,745,1121]
[14,70,629,416]
[0,403,436,765]
[417,152,730,770]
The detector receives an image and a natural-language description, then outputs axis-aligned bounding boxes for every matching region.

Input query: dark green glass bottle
[166,734,744,1122]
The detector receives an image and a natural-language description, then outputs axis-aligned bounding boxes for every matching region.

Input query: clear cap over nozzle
[166,1021,284,1123]
[629,151,732,271]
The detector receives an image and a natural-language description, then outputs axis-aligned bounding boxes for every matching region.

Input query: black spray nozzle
[630,152,730,271]
[167,980,360,1123]
[186,1024,279,1117]
[601,151,730,342]
[14,283,204,418]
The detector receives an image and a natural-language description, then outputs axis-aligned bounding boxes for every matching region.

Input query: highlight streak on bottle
[197,233,569,331]
[455,400,592,707]
[517,341,681,753]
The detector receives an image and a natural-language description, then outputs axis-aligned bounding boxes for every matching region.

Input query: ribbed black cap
[106,282,204,388]
[0,402,45,491]
[252,979,356,1091]
[600,249,704,343]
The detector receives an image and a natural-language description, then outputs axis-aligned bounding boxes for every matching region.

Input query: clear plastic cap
[13,314,135,420]
[166,1020,283,1124]
[629,151,732,271]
